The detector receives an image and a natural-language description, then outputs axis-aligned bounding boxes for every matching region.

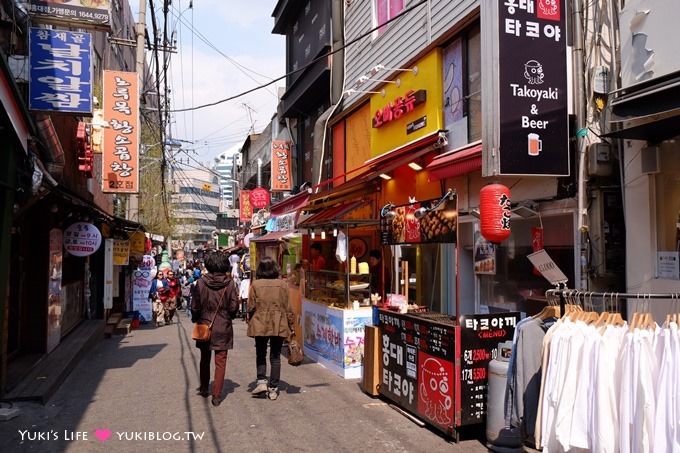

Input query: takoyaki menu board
[457,312,519,426]
[378,310,457,434]
[381,196,458,245]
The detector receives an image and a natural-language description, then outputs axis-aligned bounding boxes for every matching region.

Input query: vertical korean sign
[240,190,252,222]
[29,28,92,114]
[498,0,569,176]
[103,70,139,193]
[271,140,293,191]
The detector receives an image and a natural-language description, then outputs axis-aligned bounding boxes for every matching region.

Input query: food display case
[301,271,373,379]
[305,270,372,309]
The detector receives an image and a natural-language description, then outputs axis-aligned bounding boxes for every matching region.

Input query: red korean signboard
[102,70,139,193]
[240,190,252,222]
[249,187,270,209]
[271,140,293,191]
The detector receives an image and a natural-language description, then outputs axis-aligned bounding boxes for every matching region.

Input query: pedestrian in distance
[165,270,180,324]
[190,252,240,407]
[149,271,169,327]
[246,256,295,401]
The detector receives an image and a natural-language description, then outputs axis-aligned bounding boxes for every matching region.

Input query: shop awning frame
[298,199,379,229]
[425,141,482,181]
[251,230,299,243]
[270,189,311,216]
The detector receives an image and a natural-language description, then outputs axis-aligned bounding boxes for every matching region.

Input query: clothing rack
[545,287,680,319]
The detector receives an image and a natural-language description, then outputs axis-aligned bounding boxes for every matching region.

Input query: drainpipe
[312,0,345,188]
[573,0,588,290]
[257,158,263,187]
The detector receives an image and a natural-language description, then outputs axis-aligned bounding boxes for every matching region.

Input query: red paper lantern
[480,183,512,243]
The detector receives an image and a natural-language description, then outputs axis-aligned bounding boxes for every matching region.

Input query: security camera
[414,207,428,219]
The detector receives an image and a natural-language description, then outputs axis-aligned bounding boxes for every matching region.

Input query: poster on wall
[343,314,370,370]
[473,231,496,275]
[380,194,458,245]
[112,239,130,266]
[47,228,63,353]
[29,28,92,114]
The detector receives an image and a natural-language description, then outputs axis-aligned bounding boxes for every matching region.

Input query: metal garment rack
[545,286,680,319]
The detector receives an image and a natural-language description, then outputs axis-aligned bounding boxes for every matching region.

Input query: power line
[169,0,428,113]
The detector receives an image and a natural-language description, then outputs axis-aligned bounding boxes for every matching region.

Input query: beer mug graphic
[528,133,542,156]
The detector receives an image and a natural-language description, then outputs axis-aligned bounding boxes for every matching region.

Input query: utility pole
[127,0,147,224]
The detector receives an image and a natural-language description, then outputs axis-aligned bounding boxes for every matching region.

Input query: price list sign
[457,313,519,426]
[378,310,457,434]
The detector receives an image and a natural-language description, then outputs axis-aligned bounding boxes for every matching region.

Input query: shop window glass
[655,146,680,276]
[373,0,405,37]
[395,243,443,312]
[467,25,482,142]
[478,214,575,314]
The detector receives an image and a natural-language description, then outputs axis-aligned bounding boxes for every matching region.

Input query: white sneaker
[252,380,268,396]
[267,387,278,400]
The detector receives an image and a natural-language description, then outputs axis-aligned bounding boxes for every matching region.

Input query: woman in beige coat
[246,256,295,400]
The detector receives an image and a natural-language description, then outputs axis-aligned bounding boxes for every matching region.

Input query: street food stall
[372,190,519,440]
[298,200,379,379]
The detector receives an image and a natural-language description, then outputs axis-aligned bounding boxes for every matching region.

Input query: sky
[139,0,285,166]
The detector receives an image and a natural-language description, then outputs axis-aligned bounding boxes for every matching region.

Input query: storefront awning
[298,200,377,229]
[251,230,299,243]
[425,142,482,181]
[270,190,311,216]
[603,74,680,142]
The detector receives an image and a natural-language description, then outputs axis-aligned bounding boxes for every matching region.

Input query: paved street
[0,312,490,452]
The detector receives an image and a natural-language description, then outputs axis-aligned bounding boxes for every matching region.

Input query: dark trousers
[255,336,284,388]
[199,346,228,397]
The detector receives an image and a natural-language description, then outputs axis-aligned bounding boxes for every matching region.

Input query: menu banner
[378,310,457,434]
[271,140,293,191]
[381,195,458,245]
[457,312,519,426]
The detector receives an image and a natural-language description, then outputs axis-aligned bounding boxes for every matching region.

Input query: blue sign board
[29,27,92,114]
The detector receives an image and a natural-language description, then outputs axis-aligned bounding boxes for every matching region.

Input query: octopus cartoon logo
[524,60,545,85]
[418,357,453,426]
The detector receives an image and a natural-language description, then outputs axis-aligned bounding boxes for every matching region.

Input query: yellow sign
[112,239,130,266]
[202,183,212,192]
[369,50,444,157]
[129,231,146,254]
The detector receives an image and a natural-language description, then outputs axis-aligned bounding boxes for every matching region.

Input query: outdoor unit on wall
[587,142,612,177]
[640,145,660,175]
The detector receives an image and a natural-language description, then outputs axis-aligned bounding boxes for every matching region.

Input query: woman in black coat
[191,252,239,406]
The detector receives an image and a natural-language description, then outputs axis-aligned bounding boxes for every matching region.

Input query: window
[655,145,680,279]
[373,0,405,37]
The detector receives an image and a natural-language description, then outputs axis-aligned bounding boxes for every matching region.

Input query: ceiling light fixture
[379,173,392,180]
[408,161,423,171]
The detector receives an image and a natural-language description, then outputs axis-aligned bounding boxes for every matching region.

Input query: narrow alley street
[0,313,489,453]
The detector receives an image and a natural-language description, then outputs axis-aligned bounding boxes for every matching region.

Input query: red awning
[298,200,370,228]
[270,190,311,216]
[426,142,482,181]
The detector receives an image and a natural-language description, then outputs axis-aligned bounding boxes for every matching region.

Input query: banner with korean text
[240,190,252,222]
[102,70,139,193]
[271,140,292,191]
[29,28,92,114]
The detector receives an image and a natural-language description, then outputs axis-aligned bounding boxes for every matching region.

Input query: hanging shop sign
[76,121,93,177]
[112,239,130,266]
[479,183,512,243]
[249,187,271,209]
[496,0,569,176]
[63,222,102,257]
[271,140,293,191]
[240,190,253,222]
[380,194,458,245]
[24,0,111,29]
[29,27,93,114]
[102,70,139,193]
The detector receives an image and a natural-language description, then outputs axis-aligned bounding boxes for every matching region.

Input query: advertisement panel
[271,140,293,191]
[24,0,110,29]
[132,255,155,322]
[497,0,569,175]
[380,195,457,245]
[102,70,139,193]
[240,190,253,222]
[29,28,92,114]
[63,222,102,257]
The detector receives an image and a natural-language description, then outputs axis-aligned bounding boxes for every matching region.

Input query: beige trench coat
[246,279,294,338]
